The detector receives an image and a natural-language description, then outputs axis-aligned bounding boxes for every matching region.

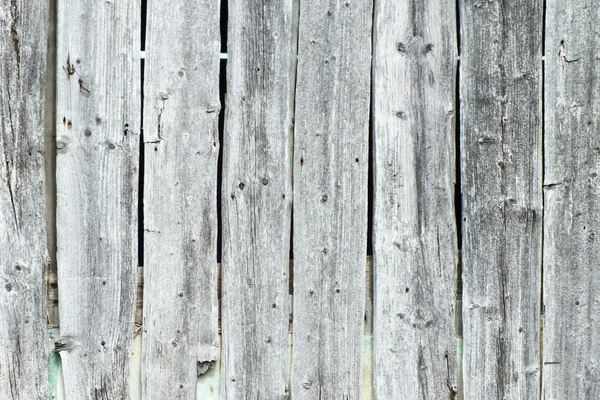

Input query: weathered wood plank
[0,0,49,397]
[371,0,458,398]
[543,2,600,398]
[459,1,543,398]
[142,0,220,397]
[291,1,372,398]
[220,0,296,397]
[55,0,139,396]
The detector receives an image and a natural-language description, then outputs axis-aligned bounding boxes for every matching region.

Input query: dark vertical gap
[141,0,147,51]
[289,0,300,271]
[289,214,294,262]
[289,211,294,297]
[287,1,301,395]
[455,1,464,399]
[216,58,226,303]
[139,0,147,268]
[365,90,374,335]
[367,109,374,257]
[220,0,228,53]
[136,0,147,333]
[217,0,227,266]
[45,0,58,328]
[365,1,376,340]
[455,42,462,250]
[216,0,228,335]
[539,0,546,397]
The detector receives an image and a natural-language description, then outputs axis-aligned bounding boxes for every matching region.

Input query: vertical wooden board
[459,1,542,398]
[291,1,372,398]
[55,0,139,396]
[543,2,600,398]
[220,0,295,398]
[371,0,458,398]
[142,0,220,397]
[0,0,49,398]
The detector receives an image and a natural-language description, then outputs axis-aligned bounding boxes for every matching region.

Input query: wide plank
[543,1,600,398]
[55,0,140,396]
[220,0,296,398]
[142,0,220,397]
[371,0,458,398]
[459,0,543,398]
[0,0,49,398]
[291,1,373,398]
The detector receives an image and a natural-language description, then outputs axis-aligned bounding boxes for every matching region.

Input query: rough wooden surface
[55,0,139,396]
[459,1,543,398]
[543,2,600,398]
[142,0,220,397]
[0,0,49,397]
[371,0,458,398]
[220,0,296,397]
[291,1,372,398]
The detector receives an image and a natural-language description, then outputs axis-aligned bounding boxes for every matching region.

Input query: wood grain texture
[142,0,220,397]
[543,2,600,398]
[459,1,542,398]
[371,0,458,398]
[55,0,139,396]
[291,1,372,398]
[0,0,49,398]
[220,0,296,397]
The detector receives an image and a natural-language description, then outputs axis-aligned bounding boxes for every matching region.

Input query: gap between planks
[48,256,462,398]
[126,257,376,334]
[47,331,374,400]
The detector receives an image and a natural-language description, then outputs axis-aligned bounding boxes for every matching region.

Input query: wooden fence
[1,0,597,398]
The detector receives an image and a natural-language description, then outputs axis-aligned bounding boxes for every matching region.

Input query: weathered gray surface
[0,0,49,398]
[371,0,458,398]
[142,0,220,397]
[291,1,372,398]
[460,1,542,398]
[55,0,139,396]
[543,2,600,398]
[220,0,296,397]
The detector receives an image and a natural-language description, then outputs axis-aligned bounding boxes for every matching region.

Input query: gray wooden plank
[291,1,372,398]
[371,0,458,398]
[459,1,543,398]
[55,0,140,396]
[219,0,296,397]
[142,0,220,397]
[0,0,49,397]
[543,2,600,398]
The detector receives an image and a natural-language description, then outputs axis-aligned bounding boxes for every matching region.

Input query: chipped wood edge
[48,331,375,400]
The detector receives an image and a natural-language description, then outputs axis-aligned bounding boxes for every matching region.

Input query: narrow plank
[142,0,220,396]
[543,2,600,397]
[371,0,458,398]
[291,1,372,397]
[0,0,49,397]
[220,0,296,397]
[55,0,140,396]
[459,1,542,398]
